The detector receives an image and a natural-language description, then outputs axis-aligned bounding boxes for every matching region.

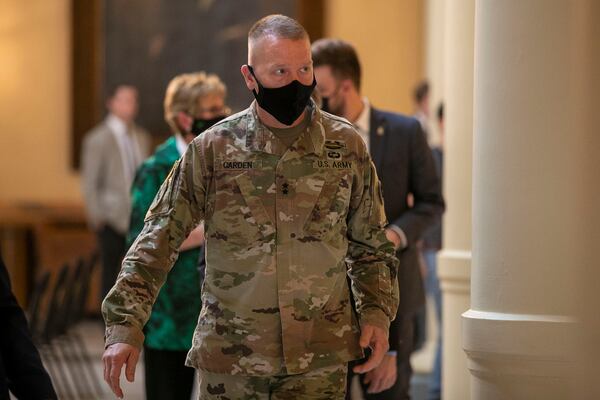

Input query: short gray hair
[248,14,309,43]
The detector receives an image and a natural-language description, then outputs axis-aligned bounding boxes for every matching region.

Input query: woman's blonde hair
[163,71,227,133]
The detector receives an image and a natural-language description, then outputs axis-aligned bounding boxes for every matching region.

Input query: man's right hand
[102,343,140,399]
[352,324,389,374]
[384,228,403,250]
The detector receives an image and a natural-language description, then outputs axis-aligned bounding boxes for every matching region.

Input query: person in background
[81,85,151,300]
[102,14,398,400]
[422,102,444,400]
[312,39,445,399]
[126,72,229,400]
[413,81,431,143]
[411,82,433,364]
[0,254,57,399]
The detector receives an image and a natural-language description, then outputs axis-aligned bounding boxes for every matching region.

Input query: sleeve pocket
[144,159,182,222]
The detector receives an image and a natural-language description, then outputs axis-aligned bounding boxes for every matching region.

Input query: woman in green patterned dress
[127,72,229,400]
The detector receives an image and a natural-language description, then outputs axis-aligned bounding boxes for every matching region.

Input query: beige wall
[324,0,424,114]
[0,0,81,203]
[0,1,424,203]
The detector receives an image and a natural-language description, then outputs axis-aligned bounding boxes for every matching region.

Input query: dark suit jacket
[423,147,444,250]
[368,107,444,351]
[0,256,57,399]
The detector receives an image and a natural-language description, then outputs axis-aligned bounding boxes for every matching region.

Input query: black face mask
[190,115,226,136]
[248,65,316,126]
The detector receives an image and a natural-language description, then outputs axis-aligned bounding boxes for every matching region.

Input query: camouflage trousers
[197,363,347,399]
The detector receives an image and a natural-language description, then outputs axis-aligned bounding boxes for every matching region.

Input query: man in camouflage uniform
[102,14,399,399]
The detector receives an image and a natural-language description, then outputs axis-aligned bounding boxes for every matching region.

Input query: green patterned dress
[127,136,202,350]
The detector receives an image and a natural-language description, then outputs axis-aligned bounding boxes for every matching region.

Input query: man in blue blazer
[313,39,445,399]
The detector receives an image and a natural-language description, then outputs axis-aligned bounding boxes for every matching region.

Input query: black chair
[72,252,99,324]
[32,253,104,399]
[26,270,50,341]
[64,254,104,398]
[54,259,97,397]
[77,253,104,397]
[41,264,77,399]
[25,270,64,396]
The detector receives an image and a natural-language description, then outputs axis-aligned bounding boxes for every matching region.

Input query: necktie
[123,131,139,185]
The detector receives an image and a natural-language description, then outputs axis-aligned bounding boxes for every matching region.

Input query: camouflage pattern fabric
[198,363,347,399]
[102,101,399,376]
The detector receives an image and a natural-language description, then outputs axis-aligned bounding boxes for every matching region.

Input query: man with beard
[312,39,444,399]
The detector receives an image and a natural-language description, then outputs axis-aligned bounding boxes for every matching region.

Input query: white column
[424,0,445,146]
[437,0,475,399]
[464,1,600,398]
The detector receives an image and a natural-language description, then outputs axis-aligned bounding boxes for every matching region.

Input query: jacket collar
[369,107,388,169]
[245,100,325,158]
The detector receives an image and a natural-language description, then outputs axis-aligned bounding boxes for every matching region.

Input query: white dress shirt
[106,114,142,187]
[353,98,371,149]
[175,133,188,157]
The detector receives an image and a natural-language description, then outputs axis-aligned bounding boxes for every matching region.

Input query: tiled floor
[42,300,437,400]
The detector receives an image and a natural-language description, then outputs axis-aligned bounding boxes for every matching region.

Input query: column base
[462,309,577,399]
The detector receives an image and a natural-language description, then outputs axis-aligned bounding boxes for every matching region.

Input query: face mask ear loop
[247,65,260,96]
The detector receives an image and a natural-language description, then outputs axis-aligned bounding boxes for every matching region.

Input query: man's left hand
[363,353,397,393]
[353,324,389,374]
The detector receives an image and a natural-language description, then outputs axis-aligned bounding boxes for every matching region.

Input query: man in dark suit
[0,254,57,399]
[312,39,445,399]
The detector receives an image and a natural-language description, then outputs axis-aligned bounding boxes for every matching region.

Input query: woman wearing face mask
[125,72,229,400]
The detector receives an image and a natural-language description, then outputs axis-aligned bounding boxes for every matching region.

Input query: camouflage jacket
[102,101,399,376]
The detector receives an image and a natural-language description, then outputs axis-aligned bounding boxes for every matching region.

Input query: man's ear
[240,65,256,91]
[340,78,354,95]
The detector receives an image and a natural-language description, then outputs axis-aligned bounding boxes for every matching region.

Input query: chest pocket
[209,171,275,248]
[302,172,352,243]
